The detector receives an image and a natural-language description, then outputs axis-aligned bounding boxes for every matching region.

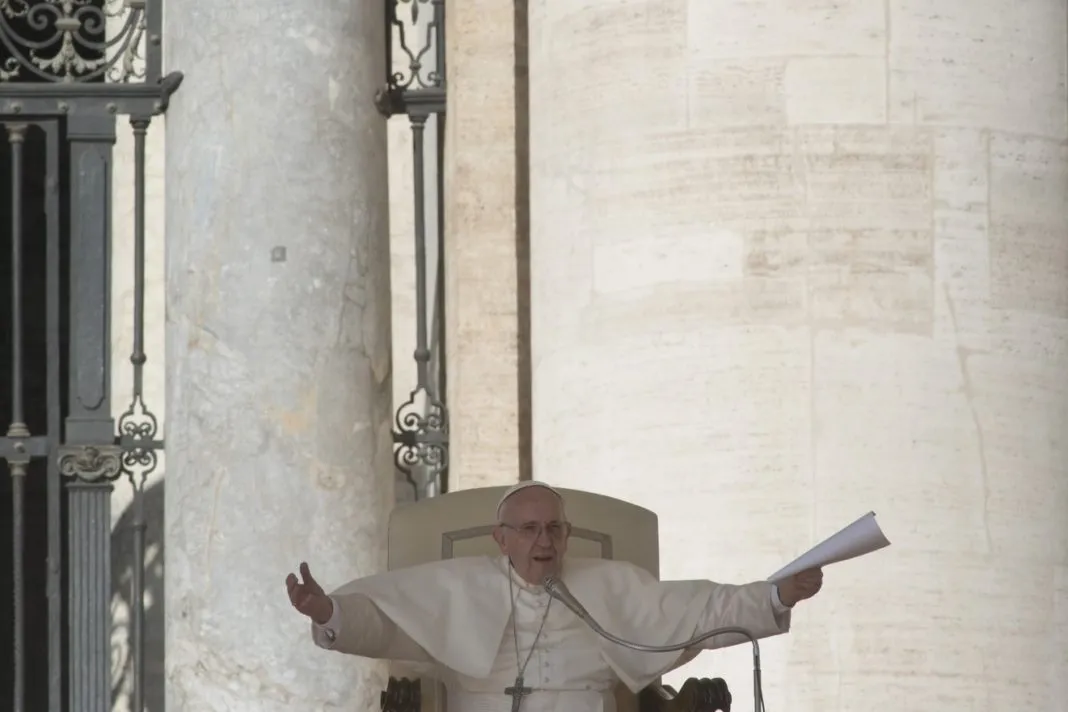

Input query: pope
[287,481,824,712]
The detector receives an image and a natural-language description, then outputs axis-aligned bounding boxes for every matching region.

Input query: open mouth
[533,555,554,563]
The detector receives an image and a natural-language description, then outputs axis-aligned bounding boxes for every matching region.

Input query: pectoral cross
[505,676,532,712]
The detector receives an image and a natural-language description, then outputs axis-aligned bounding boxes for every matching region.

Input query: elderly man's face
[493,486,571,585]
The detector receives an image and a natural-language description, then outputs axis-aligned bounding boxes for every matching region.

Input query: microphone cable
[544,576,767,712]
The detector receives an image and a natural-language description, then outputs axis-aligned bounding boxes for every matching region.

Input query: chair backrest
[385,486,661,712]
[387,485,660,575]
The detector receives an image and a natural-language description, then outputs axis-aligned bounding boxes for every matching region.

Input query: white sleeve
[770,585,790,614]
[691,581,792,651]
[308,593,434,662]
[310,596,343,649]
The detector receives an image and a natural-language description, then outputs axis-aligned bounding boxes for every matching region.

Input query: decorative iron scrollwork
[378,0,445,117]
[388,0,443,92]
[0,0,150,83]
[117,393,160,483]
[393,385,448,493]
[57,444,122,482]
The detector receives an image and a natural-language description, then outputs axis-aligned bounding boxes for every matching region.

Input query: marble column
[443,0,528,488]
[163,3,393,710]
[528,1,1068,711]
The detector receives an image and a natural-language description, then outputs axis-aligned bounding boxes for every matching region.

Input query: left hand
[778,567,823,607]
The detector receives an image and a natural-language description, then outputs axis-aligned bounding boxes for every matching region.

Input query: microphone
[543,575,766,712]
[541,575,594,620]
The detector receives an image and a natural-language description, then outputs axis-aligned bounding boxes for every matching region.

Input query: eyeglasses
[499,521,571,540]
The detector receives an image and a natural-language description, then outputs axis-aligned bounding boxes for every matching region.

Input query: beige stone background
[103,0,1067,710]
[527,1,1068,710]
[444,0,529,489]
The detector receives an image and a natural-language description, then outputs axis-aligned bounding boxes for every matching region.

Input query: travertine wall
[442,0,526,490]
[528,1,1068,710]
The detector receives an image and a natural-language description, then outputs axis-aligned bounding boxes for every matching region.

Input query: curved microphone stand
[543,576,767,712]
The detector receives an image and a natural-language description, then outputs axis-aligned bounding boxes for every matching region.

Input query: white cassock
[312,556,791,712]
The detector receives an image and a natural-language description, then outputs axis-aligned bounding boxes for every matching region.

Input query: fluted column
[528,1,1068,711]
[163,4,393,710]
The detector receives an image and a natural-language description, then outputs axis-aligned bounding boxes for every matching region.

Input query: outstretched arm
[690,568,823,651]
[689,580,791,651]
[287,562,433,663]
[311,593,433,663]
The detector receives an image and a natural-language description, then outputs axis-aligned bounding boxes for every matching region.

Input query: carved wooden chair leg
[639,677,732,712]
[381,676,422,712]
[676,677,732,712]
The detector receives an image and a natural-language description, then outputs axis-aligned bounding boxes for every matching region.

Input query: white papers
[767,511,891,583]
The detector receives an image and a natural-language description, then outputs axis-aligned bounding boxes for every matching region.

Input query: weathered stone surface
[163,2,393,709]
[528,0,1068,710]
[443,0,526,489]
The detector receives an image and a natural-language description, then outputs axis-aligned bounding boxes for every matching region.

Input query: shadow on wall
[110,478,165,712]
[103,470,416,710]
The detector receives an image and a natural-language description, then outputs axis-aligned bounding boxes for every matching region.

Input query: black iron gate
[1,1,180,711]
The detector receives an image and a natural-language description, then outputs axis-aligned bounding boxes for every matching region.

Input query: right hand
[286,562,333,625]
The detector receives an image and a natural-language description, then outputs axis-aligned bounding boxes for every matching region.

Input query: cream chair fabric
[388,486,660,574]
[385,485,661,712]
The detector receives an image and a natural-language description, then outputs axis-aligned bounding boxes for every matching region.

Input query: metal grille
[0,1,180,710]
[384,0,450,501]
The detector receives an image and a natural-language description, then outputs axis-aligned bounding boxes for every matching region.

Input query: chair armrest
[639,677,732,712]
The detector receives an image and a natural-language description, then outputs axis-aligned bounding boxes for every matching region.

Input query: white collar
[499,555,548,593]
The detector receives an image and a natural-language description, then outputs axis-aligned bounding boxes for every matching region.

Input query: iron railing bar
[131,118,149,402]
[7,123,26,432]
[131,484,147,709]
[116,436,164,451]
[384,0,394,95]
[43,117,64,712]
[145,0,163,81]
[431,111,447,494]
[10,472,24,712]
[410,114,429,388]
[434,0,446,88]
[5,119,29,712]
[131,485,147,711]
[431,112,446,378]
[0,71,183,100]
[129,115,152,712]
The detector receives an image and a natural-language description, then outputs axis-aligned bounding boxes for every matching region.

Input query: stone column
[529,1,1068,711]
[443,0,528,489]
[163,4,393,710]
